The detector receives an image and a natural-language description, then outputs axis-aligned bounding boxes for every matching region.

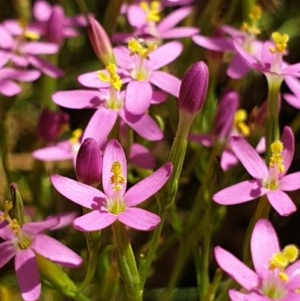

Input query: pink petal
[160,27,199,39]
[82,107,118,147]
[0,68,40,82]
[280,172,300,191]
[52,90,103,109]
[73,210,116,231]
[127,4,146,27]
[125,163,172,206]
[157,7,192,32]
[15,249,41,301]
[51,174,108,209]
[227,54,250,79]
[284,75,300,96]
[0,79,21,96]
[113,46,132,69]
[230,136,268,179]
[284,93,300,109]
[77,71,110,89]
[150,71,181,97]
[22,42,58,55]
[125,81,152,115]
[281,126,294,173]
[22,218,60,234]
[33,0,52,21]
[189,134,213,147]
[0,241,16,268]
[220,149,239,171]
[31,234,82,267]
[46,212,78,230]
[266,190,296,216]
[118,207,160,231]
[250,219,280,279]
[213,180,267,205]
[120,110,163,141]
[214,246,259,290]
[32,141,73,161]
[102,139,127,198]
[149,41,182,70]
[129,143,156,169]
[228,290,248,301]
[192,35,234,52]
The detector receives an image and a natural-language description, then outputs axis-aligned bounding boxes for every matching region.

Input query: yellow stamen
[69,128,82,144]
[279,272,289,282]
[97,63,123,91]
[128,38,157,59]
[110,161,125,191]
[140,1,161,23]
[269,252,288,270]
[282,245,299,263]
[249,5,262,21]
[234,109,250,137]
[269,32,289,54]
[269,140,284,173]
[241,5,262,35]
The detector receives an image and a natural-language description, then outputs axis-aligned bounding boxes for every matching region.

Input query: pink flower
[51,139,172,231]
[215,219,300,301]
[213,126,300,216]
[0,213,82,301]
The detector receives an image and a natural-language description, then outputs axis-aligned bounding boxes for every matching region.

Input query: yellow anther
[282,245,299,263]
[69,128,82,144]
[269,32,289,54]
[110,161,125,191]
[140,1,161,23]
[4,200,13,215]
[97,63,123,91]
[9,219,21,235]
[249,5,262,21]
[279,272,289,282]
[234,109,250,137]
[269,252,288,269]
[269,140,284,173]
[128,38,157,59]
[24,30,40,41]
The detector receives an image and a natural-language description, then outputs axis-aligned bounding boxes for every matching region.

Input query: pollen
[128,38,157,59]
[279,272,289,282]
[140,1,161,23]
[269,252,288,270]
[234,109,250,137]
[110,161,125,191]
[269,32,289,54]
[269,140,284,173]
[97,63,123,91]
[282,245,299,263]
[69,128,82,144]
[241,5,262,35]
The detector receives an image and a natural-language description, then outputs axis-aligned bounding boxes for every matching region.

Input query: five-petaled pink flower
[51,139,172,231]
[213,126,300,216]
[215,219,300,301]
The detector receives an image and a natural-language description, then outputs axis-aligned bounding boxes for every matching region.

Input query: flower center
[140,1,161,23]
[10,219,32,250]
[108,161,126,215]
[263,140,284,190]
[68,128,82,155]
[233,109,250,137]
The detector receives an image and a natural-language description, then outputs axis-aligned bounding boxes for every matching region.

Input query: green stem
[112,221,142,301]
[265,75,283,160]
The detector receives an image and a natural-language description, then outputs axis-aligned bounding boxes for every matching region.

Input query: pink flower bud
[75,138,102,187]
[178,61,209,115]
[88,17,115,65]
[45,5,64,46]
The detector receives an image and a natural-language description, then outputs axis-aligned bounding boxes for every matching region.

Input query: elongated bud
[88,17,115,65]
[178,61,209,116]
[10,183,25,225]
[45,5,64,46]
[75,138,102,187]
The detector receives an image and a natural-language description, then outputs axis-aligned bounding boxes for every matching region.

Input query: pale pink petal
[284,94,300,109]
[82,107,118,147]
[127,4,146,27]
[113,46,132,69]
[22,42,58,55]
[52,90,103,109]
[22,218,60,234]
[33,0,52,21]
[51,174,108,209]
[129,143,156,169]
[213,180,267,205]
[250,219,280,279]
[158,6,191,31]
[149,41,182,70]
[230,136,268,179]
[284,75,300,96]
[220,149,239,171]
[151,90,167,104]
[46,212,77,230]
[125,81,152,115]
[124,163,172,206]
[228,290,247,301]
[120,110,163,141]
[281,126,294,173]
[0,68,40,82]
[0,241,16,268]
[77,71,110,89]
[73,210,116,231]
[31,234,82,267]
[102,139,127,198]
[32,141,73,161]
[280,172,300,191]
[282,63,300,76]
[118,207,160,231]
[266,190,297,216]
[281,292,300,301]
[214,246,259,290]
[0,79,22,96]
[150,71,181,97]
[15,249,41,301]
[192,35,234,51]
[160,27,199,39]
[227,54,250,79]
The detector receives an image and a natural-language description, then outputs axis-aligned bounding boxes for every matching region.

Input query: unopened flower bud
[76,138,102,187]
[178,61,209,115]
[45,5,64,46]
[88,17,115,65]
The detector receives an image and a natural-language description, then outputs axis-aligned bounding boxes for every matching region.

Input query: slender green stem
[112,221,142,301]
